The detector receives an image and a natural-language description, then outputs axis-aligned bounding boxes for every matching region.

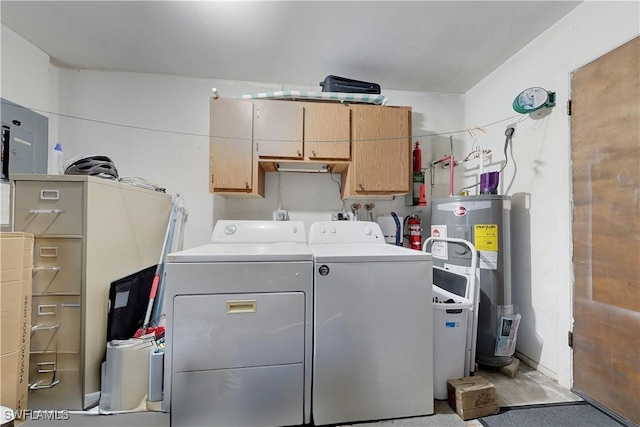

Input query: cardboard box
[1,233,34,285]
[447,376,499,420]
[1,232,34,270]
[1,271,32,355]
[0,233,33,412]
[0,343,30,411]
[1,310,20,355]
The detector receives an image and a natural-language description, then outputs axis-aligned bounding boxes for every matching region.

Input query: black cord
[499,127,515,173]
[329,169,345,211]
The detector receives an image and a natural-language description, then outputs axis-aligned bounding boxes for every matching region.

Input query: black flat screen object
[433,267,468,298]
[106,265,157,341]
[319,75,381,94]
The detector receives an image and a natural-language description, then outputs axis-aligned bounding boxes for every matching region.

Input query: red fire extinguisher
[413,141,422,172]
[406,214,422,251]
[413,141,424,205]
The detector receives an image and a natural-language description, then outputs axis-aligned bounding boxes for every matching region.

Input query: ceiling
[1,1,582,93]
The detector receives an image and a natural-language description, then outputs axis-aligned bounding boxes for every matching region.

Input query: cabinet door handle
[29,209,63,214]
[312,150,317,157]
[297,150,302,157]
[31,323,61,332]
[358,183,365,190]
[245,181,249,189]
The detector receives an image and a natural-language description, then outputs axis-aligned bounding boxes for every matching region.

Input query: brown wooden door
[304,103,351,160]
[571,36,640,425]
[254,101,303,159]
[210,98,254,192]
[350,105,411,194]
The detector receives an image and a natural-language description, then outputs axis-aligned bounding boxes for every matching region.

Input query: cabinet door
[304,103,350,160]
[351,106,411,194]
[210,98,253,192]
[254,101,303,159]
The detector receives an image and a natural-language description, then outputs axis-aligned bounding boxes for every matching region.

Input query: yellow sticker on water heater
[474,224,499,251]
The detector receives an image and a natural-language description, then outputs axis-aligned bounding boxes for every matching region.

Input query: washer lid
[309,243,431,263]
[168,242,313,263]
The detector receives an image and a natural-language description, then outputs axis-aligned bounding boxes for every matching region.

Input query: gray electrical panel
[1,98,49,180]
[1,98,49,231]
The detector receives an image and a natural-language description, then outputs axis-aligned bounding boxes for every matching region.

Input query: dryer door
[172,292,305,372]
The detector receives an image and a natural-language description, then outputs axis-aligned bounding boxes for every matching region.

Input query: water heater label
[430,225,448,259]
[474,224,499,251]
[479,251,498,270]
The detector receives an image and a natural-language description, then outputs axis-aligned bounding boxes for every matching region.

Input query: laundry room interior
[0,1,638,427]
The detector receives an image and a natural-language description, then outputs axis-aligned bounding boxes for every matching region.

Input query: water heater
[430,195,513,367]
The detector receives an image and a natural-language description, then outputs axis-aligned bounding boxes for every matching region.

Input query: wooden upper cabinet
[254,101,304,159]
[304,103,350,160]
[347,105,411,196]
[209,98,411,199]
[209,98,254,193]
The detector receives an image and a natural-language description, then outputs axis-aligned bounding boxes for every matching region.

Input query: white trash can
[432,285,472,400]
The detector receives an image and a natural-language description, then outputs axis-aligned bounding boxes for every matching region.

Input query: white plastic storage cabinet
[432,285,472,400]
[11,174,172,410]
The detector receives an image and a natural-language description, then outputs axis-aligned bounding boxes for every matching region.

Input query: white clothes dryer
[309,221,434,426]
[162,221,313,427]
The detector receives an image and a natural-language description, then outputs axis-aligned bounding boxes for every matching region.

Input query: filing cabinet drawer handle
[39,247,59,257]
[30,361,61,390]
[60,302,80,308]
[36,361,57,373]
[40,189,60,200]
[29,209,63,214]
[226,299,257,314]
[33,266,61,273]
[37,305,57,316]
[31,323,61,332]
[30,379,61,390]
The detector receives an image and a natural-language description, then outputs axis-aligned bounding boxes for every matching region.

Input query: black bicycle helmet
[64,155,119,180]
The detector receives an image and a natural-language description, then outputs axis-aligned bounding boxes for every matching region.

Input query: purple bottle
[480,171,500,194]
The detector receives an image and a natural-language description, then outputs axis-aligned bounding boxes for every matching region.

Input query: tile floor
[341,361,581,427]
[19,358,581,427]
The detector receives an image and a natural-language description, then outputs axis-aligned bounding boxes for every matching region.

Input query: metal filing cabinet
[11,174,172,410]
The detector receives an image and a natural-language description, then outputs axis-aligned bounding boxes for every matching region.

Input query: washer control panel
[308,221,385,244]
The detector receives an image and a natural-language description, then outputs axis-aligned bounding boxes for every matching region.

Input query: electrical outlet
[506,123,517,137]
[332,211,353,221]
[274,209,289,221]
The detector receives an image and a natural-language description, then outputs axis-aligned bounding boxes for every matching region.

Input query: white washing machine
[309,221,434,425]
[162,221,313,427]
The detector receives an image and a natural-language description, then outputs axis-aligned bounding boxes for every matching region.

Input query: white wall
[55,69,215,248]
[463,1,639,387]
[1,26,50,111]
